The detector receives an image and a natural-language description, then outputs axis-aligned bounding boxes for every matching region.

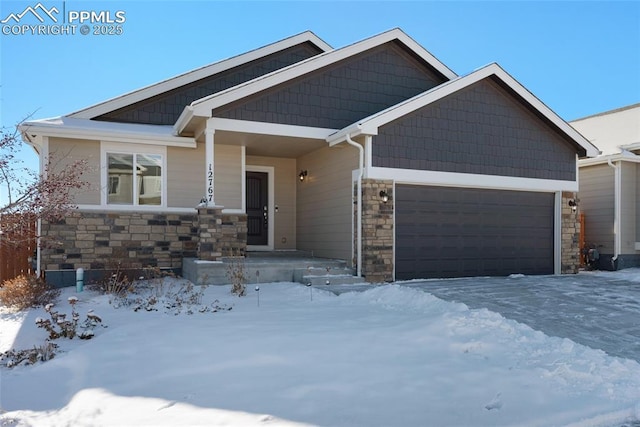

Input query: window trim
[101,141,167,209]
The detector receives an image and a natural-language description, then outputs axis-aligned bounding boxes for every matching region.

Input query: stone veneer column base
[196,207,248,261]
[359,179,394,283]
[561,191,580,274]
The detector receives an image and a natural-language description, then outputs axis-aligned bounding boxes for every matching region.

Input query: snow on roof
[20,117,195,147]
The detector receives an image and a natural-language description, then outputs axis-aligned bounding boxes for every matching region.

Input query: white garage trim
[365,167,578,193]
[554,192,562,275]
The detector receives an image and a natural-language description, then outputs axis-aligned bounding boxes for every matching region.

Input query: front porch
[183,251,365,286]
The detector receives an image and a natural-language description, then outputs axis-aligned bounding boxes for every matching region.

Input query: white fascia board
[487,65,600,158]
[579,152,640,167]
[394,29,457,80]
[189,28,457,118]
[174,106,195,135]
[209,117,336,139]
[69,31,332,120]
[327,124,378,146]
[20,120,196,148]
[367,166,579,192]
[619,141,640,152]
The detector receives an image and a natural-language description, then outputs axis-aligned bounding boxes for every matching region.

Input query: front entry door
[246,171,268,246]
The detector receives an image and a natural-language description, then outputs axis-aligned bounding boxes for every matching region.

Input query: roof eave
[327,124,378,146]
[174,106,196,136]
[579,151,640,167]
[21,119,196,148]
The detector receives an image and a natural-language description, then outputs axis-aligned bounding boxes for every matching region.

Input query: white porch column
[204,125,215,207]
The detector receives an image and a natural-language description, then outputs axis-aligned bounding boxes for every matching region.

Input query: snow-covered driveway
[402,270,640,362]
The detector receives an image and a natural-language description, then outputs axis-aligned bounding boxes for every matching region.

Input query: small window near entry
[107,152,162,206]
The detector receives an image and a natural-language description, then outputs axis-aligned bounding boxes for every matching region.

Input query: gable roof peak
[328,61,599,158]
[67,30,332,120]
[176,28,457,134]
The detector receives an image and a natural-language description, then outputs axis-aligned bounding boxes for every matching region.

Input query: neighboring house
[572,103,640,270]
[21,28,598,285]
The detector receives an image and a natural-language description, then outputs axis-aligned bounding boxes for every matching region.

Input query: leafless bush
[0,342,58,368]
[225,249,246,296]
[0,275,60,311]
[36,297,103,340]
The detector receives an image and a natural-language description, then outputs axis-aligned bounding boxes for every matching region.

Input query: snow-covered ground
[1,275,639,426]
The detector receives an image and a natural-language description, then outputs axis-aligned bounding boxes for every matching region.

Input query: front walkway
[401,272,640,362]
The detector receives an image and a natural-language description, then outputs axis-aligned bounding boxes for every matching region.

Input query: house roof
[571,102,640,122]
[174,28,458,134]
[571,103,640,157]
[67,31,333,120]
[20,116,195,149]
[327,63,600,158]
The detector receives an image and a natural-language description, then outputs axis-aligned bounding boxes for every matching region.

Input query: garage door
[395,185,554,279]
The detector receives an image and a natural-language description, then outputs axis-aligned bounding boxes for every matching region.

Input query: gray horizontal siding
[373,78,578,181]
[96,43,324,125]
[214,41,447,129]
[579,164,614,253]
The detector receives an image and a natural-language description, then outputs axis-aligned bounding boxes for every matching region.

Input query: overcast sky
[1,0,639,177]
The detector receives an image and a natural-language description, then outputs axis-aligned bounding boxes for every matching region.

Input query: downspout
[345,134,363,277]
[607,158,621,266]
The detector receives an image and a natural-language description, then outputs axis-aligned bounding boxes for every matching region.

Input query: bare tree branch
[1,121,91,247]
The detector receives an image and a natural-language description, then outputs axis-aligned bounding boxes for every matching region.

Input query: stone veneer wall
[359,179,394,283]
[41,210,247,273]
[561,191,580,274]
[197,208,247,260]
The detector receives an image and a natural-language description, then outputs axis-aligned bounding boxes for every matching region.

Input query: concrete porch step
[301,274,367,286]
[183,256,364,286]
[294,265,366,286]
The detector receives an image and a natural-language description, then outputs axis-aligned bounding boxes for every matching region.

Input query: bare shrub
[1,342,58,368]
[36,297,103,340]
[0,275,60,311]
[225,249,246,296]
[88,263,136,306]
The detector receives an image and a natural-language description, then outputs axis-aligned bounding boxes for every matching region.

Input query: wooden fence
[0,215,36,283]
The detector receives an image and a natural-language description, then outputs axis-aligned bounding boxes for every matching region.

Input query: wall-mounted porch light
[379,190,389,203]
[299,170,308,182]
[568,199,577,212]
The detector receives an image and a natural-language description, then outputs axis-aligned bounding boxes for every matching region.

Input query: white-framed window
[101,142,166,208]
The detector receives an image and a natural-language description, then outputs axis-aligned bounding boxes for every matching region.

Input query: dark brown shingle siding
[373,78,577,181]
[95,42,324,125]
[213,41,447,129]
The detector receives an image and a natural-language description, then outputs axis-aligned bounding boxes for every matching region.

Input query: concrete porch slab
[183,251,363,286]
